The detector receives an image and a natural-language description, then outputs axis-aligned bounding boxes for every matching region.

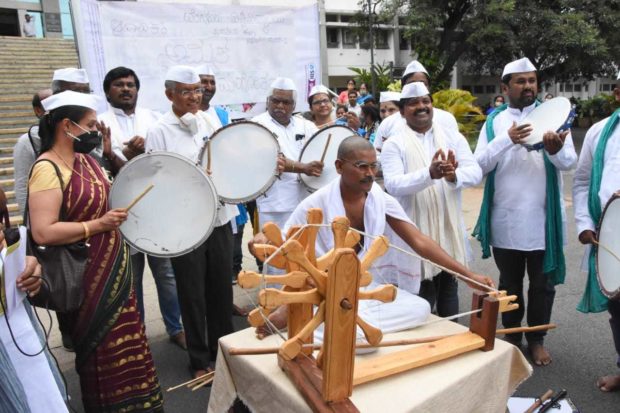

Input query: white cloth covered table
[208,316,532,413]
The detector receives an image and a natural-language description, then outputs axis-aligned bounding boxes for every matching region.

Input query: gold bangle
[81,221,90,239]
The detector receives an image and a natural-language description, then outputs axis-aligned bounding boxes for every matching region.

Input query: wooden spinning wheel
[238,208,518,412]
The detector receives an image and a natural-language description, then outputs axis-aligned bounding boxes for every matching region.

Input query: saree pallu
[65,154,162,412]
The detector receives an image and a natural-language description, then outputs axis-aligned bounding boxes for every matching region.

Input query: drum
[109,152,218,257]
[198,121,280,203]
[519,97,575,151]
[298,125,358,192]
[596,193,620,298]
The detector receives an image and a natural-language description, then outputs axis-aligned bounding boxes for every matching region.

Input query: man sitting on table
[251,136,494,338]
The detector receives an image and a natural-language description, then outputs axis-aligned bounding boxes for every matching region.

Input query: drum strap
[472,102,566,286]
[577,108,620,313]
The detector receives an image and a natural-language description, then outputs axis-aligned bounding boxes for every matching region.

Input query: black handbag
[25,159,89,313]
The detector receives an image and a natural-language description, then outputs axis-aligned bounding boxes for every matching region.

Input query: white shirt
[347,103,362,117]
[13,127,40,216]
[22,19,36,37]
[474,103,577,250]
[98,106,161,161]
[573,113,620,235]
[145,110,238,226]
[252,112,318,213]
[381,123,482,262]
[373,107,459,151]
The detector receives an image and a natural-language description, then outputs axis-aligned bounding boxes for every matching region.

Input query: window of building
[342,29,357,49]
[559,84,564,92]
[584,84,589,92]
[326,28,339,48]
[326,14,338,22]
[473,85,484,94]
[399,32,409,50]
[375,29,389,49]
[564,84,573,92]
[398,17,407,26]
[485,85,496,94]
[359,31,369,49]
[573,84,581,92]
[462,85,472,92]
[340,15,352,23]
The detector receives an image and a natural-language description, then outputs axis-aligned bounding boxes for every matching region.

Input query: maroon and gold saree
[63,154,162,412]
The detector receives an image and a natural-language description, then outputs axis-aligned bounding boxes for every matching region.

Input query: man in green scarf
[573,71,620,391]
[472,58,577,366]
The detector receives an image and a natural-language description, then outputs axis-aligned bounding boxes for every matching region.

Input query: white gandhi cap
[401,82,430,100]
[502,57,537,77]
[380,91,401,103]
[41,90,105,114]
[308,84,336,99]
[270,77,296,92]
[402,60,429,78]
[53,68,89,84]
[195,65,215,76]
[165,65,200,84]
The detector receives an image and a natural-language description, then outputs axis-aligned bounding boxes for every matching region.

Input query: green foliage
[432,89,486,149]
[347,63,394,93]
[386,79,402,92]
[579,94,620,120]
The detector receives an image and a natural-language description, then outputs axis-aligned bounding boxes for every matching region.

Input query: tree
[355,0,618,88]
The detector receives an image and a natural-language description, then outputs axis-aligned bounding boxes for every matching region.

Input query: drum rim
[595,193,620,299]
[519,97,575,149]
[197,120,281,203]
[110,151,219,258]
[297,124,358,193]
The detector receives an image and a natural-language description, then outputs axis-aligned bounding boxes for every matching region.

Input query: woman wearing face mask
[27,91,163,412]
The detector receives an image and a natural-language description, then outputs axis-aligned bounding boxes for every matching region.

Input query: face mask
[67,121,102,153]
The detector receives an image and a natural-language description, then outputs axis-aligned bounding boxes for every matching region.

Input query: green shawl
[472,103,566,285]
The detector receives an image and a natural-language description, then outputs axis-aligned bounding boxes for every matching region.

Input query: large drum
[109,152,218,257]
[198,121,280,203]
[596,193,620,298]
[518,97,575,151]
[298,125,358,192]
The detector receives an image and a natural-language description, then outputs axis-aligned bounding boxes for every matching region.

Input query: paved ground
[46,127,620,412]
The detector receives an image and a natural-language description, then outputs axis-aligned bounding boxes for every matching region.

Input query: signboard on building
[44,13,62,33]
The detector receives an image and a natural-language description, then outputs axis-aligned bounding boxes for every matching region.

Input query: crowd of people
[0,54,619,412]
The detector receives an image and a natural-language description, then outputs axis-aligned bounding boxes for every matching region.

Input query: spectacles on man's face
[176,88,204,97]
[338,158,380,172]
[312,99,331,106]
[269,97,295,107]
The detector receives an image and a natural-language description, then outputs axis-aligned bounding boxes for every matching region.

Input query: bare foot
[597,375,620,392]
[529,343,552,366]
[255,305,288,339]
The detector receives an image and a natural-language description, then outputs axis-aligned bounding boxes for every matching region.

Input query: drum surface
[109,152,218,257]
[298,125,358,192]
[198,121,280,203]
[519,97,573,146]
[597,194,620,298]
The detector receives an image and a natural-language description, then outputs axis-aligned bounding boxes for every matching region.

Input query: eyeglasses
[312,99,331,106]
[176,88,204,97]
[269,97,295,107]
[338,158,380,172]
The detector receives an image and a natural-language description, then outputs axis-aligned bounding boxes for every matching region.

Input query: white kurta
[373,108,459,152]
[252,112,318,214]
[13,128,40,216]
[98,106,161,161]
[381,123,482,272]
[284,176,431,341]
[573,113,620,235]
[145,111,237,226]
[473,103,577,251]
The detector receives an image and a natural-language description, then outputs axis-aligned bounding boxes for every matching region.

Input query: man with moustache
[472,57,577,366]
[381,82,482,312]
[373,61,458,152]
[98,66,186,350]
[146,66,239,378]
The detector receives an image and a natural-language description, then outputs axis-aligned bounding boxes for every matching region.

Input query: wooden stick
[319,133,332,164]
[206,139,212,173]
[125,184,154,211]
[228,334,451,356]
[190,374,215,391]
[524,389,554,413]
[593,239,620,263]
[166,370,215,392]
[496,323,556,335]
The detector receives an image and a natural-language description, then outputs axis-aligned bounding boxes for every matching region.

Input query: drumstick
[593,239,620,263]
[496,323,556,335]
[125,184,154,211]
[524,389,554,413]
[166,370,215,392]
[206,139,212,173]
[320,133,332,164]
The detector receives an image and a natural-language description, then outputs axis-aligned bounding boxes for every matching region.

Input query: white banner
[73,0,321,114]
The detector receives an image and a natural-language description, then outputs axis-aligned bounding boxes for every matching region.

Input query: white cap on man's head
[308,84,336,98]
[502,57,537,77]
[53,68,89,84]
[401,82,430,99]
[380,91,401,103]
[195,65,215,76]
[165,65,200,84]
[41,90,105,113]
[403,60,429,77]
[270,77,296,92]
